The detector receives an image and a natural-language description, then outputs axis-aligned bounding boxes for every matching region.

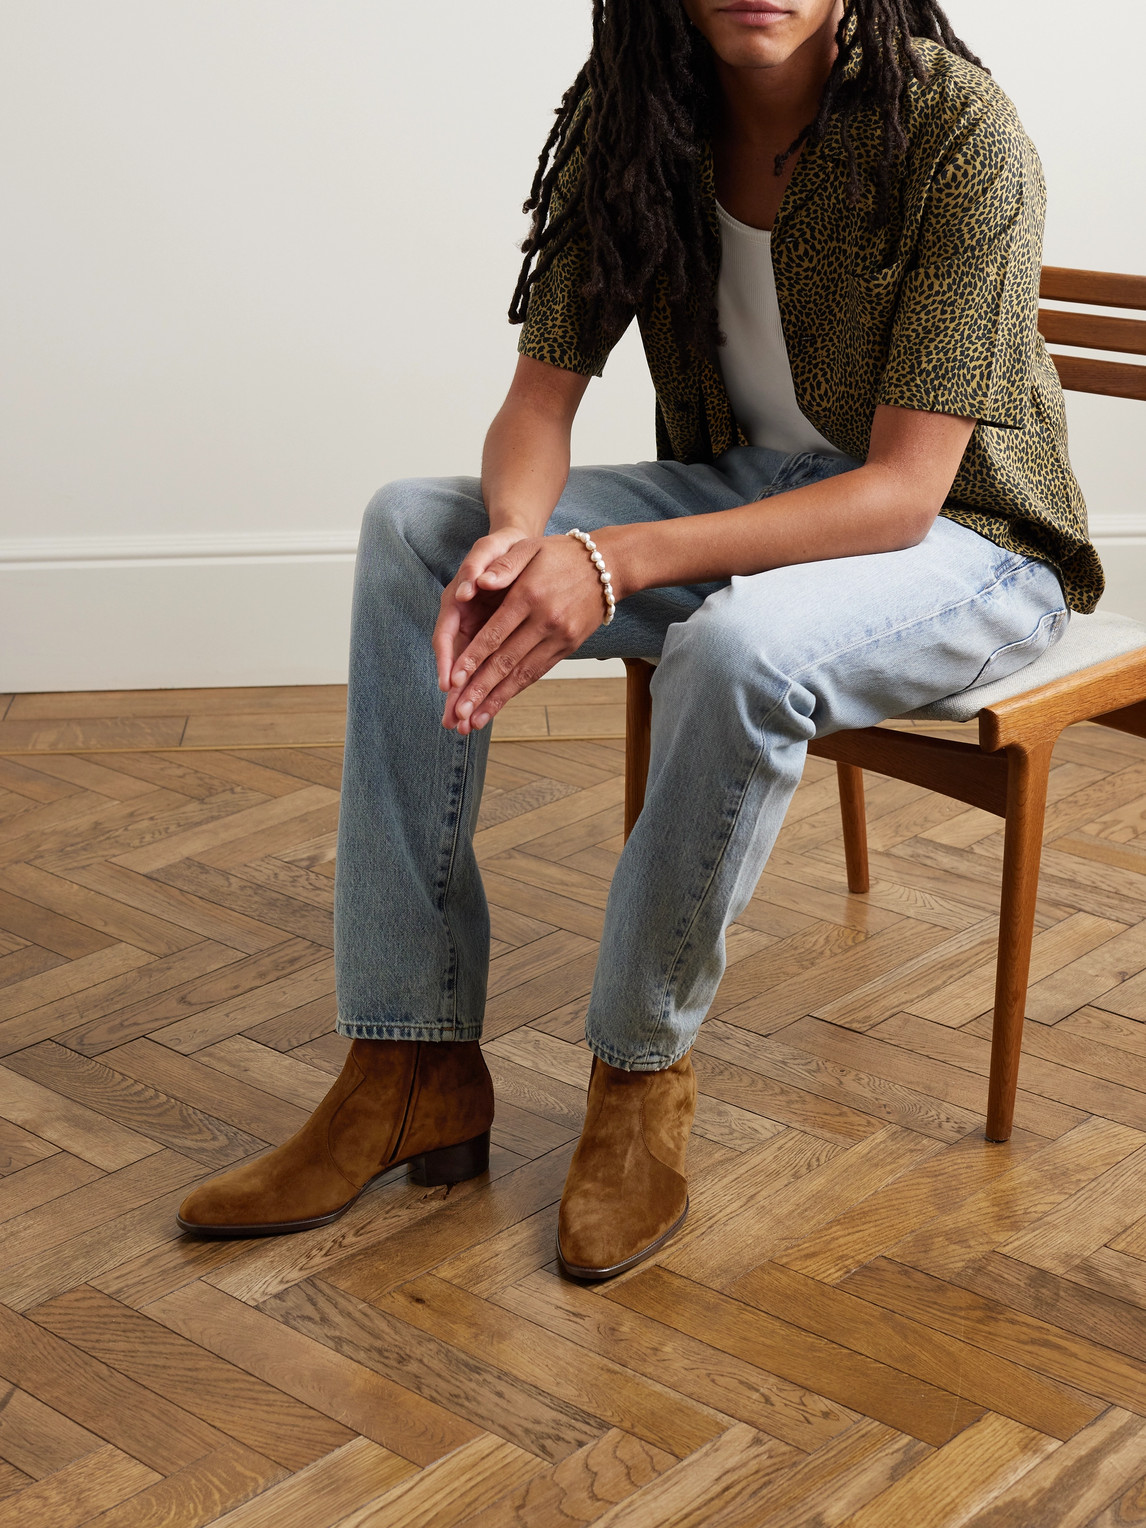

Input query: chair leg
[836,762,870,894]
[986,740,1054,1143]
[623,660,654,842]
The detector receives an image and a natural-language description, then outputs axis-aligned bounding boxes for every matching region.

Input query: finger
[465,639,567,731]
[451,614,557,722]
[444,631,535,730]
[473,538,541,593]
[435,574,507,692]
[454,532,531,602]
[432,599,463,691]
[448,593,532,693]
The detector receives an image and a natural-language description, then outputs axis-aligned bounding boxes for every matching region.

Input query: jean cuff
[586,1033,691,1073]
[337,1020,484,1043]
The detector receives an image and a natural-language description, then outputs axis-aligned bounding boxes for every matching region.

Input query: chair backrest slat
[1038,265,1146,401]
[1040,266,1146,310]
[1038,309,1146,358]
[1051,353,1146,402]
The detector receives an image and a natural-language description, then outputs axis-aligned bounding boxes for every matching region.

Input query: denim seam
[339,1020,483,1042]
[962,607,1067,690]
[787,556,1059,682]
[641,680,795,1068]
[588,1034,693,1071]
[437,731,472,1041]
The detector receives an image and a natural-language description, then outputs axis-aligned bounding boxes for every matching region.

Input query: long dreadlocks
[509,0,986,358]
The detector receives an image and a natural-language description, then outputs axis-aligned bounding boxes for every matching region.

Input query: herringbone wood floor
[2,681,1146,1526]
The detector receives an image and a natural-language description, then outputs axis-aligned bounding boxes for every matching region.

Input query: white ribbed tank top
[715,200,844,458]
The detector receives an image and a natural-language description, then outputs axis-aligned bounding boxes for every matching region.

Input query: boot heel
[410,1130,490,1187]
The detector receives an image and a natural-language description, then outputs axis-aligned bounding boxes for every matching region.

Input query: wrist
[485,507,548,541]
[566,528,617,625]
[590,524,643,603]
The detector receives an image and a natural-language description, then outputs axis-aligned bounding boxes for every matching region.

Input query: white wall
[1,1,1143,691]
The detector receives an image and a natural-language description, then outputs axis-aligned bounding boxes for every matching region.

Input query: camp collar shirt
[517,41,1102,613]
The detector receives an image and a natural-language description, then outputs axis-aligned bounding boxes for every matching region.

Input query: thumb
[475,538,539,590]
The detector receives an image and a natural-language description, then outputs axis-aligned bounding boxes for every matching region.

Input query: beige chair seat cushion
[902,610,1146,724]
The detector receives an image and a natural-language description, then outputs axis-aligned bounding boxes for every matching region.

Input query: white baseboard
[2,522,1142,693]
[0,531,627,691]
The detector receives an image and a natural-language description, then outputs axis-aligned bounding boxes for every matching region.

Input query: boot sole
[556,1198,689,1282]
[176,1129,491,1239]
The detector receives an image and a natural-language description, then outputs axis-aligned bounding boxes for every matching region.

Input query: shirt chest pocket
[844,265,904,329]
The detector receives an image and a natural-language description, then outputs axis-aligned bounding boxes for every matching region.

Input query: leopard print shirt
[517,42,1103,613]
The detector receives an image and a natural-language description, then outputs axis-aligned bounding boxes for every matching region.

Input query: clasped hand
[433,530,610,735]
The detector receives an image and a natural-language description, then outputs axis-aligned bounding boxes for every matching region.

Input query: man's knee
[359,476,485,578]
[657,597,769,688]
[361,477,444,548]
[654,596,814,735]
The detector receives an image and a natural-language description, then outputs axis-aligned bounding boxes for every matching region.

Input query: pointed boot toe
[176,1146,356,1238]
[557,1053,696,1281]
[177,1038,494,1238]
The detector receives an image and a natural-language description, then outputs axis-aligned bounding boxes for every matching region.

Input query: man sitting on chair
[177,0,1099,1279]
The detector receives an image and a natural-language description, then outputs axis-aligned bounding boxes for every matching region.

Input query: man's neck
[714,15,839,148]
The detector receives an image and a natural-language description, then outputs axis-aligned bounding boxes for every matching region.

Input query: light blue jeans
[335,448,1067,1069]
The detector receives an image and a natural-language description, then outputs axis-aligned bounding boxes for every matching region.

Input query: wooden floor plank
[775,1128,1044,1285]
[327,1432,547,1528]
[450,1428,674,1528]
[4,1043,269,1169]
[881,1116,1146,1280]
[695,1019,981,1142]
[0,1384,105,1479]
[959,1409,1146,1528]
[0,1445,159,1528]
[0,1059,161,1170]
[0,885,114,959]
[143,1280,483,1466]
[56,940,326,1058]
[0,1301,231,1472]
[835,1413,1058,1528]
[77,1442,286,1528]
[665,1125,938,1289]
[202,1438,414,1528]
[201,1141,533,1309]
[28,1286,354,1471]
[708,1419,930,1528]
[1,703,1146,1525]
[0,863,204,957]
[0,1150,198,1278]
[0,1116,59,1176]
[264,1278,604,1464]
[149,860,334,948]
[497,1269,861,1453]
[56,861,291,954]
[606,1267,985,1446]
[843,1259,1146,1415]
[24,942,252,1058]
[377,1274,729,1459]
[958,1252,1146,1366]
[570,1423,796,1528]
[728,1261,1099,1439]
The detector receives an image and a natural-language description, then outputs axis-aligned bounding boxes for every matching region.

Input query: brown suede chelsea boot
[557,1052,696,1281]
[176,1038,494,1237]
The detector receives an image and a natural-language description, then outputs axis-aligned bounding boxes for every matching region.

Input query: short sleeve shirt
[518,42,1103,613]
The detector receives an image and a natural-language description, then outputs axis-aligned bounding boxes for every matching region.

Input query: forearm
[593,406,976,598]
[481,362,588,536]
[594,463,938,599]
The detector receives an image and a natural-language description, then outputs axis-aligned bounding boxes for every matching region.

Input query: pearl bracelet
[566,529,616,626]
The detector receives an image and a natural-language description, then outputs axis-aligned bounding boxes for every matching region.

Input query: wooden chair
[623,265,1146,1143]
